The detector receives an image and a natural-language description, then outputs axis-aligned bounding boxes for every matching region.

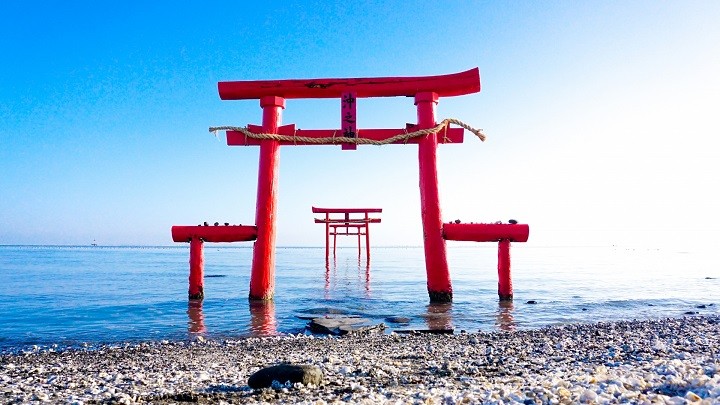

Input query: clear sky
[1,1,718,248]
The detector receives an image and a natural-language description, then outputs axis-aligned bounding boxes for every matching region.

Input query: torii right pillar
[416,91,530,302]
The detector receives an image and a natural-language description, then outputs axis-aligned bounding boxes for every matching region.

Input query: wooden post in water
[188,237,204,300]
[416,92,452,303]
[249,96,285,301]
[364,211,371,263]
[498,239,512,300]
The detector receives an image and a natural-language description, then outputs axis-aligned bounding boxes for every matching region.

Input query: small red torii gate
[172,68,529,302]
[312,207,382,262]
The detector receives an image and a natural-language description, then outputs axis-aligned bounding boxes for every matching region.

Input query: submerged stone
[306,316,384,336]
[385,316,411,324]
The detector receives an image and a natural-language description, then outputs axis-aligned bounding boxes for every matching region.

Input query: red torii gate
[172,68,529,302]
[312,207,382,262]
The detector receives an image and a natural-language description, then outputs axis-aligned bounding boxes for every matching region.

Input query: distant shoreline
[0,244,664,249]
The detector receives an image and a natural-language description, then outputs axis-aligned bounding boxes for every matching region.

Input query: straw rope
[208,118,486,145]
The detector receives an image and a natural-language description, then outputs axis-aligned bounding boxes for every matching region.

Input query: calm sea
[0,245,717,351]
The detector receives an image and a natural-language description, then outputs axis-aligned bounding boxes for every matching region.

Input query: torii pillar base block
[428,290,453,303]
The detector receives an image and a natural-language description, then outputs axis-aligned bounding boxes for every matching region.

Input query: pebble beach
[1,315,718,404]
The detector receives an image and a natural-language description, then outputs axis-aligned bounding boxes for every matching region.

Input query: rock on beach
[1,315,719,404]
[248,364,323,389]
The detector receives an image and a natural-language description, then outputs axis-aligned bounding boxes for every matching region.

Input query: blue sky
[1,1,718,248]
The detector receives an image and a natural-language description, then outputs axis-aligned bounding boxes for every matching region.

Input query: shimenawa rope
[208,118,486,145]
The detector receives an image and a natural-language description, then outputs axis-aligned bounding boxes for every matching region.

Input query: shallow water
[0,245,718,350]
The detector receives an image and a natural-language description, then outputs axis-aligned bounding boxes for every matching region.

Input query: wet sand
[1,315,719,404]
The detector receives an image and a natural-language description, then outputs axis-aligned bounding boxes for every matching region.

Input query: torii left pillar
[250,96,285,300]
[416,92,452,302]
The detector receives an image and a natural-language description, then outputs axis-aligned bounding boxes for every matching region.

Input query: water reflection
[324,254,372,298]
[324,258,335,299]
[249,301,277,336]
[422,302,454,331]
[187,299,206,334]
[495,300,516,331]
[356,256,372,298]
[364,261,371,297]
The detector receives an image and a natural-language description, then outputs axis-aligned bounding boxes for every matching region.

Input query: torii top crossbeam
[218,68,480,100]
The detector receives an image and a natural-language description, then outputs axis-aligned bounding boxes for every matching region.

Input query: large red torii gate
[172,68,529,302]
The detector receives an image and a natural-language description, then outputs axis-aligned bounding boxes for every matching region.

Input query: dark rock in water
[684,311,699,315]
[303,307,350,315]
[582,308,588,311]
[296,308,355,321]
[248,364,322,389]
[526,300,537,304]
[385,316,411,324]
[706,277,716,279]
[697,304,707,309]
[307,316,384,336]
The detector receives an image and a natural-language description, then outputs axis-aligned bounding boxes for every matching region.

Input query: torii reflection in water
[187,299,278,337]
[324,254,372,300]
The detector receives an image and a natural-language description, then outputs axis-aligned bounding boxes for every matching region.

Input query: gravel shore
[2,315,719,404]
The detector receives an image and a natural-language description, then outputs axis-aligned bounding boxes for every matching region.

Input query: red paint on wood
[313,207,381,262]
[249,96,284,301]
[227,126,464,147]
[172,225,258,243]
[364,212,371,262]
[189,238,204,299]
[328,224,370,229]
[315,218,381,224]
[218,68,480,100]
[324,213,330,263]
[498,240,513,300]
[312,207,382,214]
[442,223,529,242]
[416,92,452,302]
